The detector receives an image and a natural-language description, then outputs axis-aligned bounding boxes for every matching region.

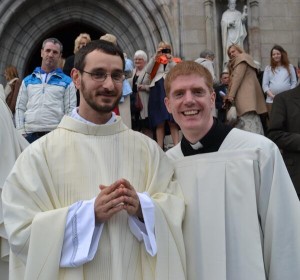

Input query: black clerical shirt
[181,118,232,156]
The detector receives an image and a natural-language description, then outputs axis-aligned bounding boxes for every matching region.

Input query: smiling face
[134,56,146,70]
[271,49,282,65]
[72,50,123,124]
[164,74,215,143]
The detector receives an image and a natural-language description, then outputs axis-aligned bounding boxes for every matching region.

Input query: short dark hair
[74,40,125,71]
[42,38,63,53]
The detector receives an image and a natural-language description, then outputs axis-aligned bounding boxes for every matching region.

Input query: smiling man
[164,61,300,280]
[15,38,77,143]
[2,40,186,280]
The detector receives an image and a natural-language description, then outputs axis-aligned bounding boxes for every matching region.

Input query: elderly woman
[128,50,152,137]
[226,44,267,135]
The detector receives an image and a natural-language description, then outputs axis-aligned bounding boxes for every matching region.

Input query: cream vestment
[2,116,186,280]
[167,128,300,280]
[0,92,28,280]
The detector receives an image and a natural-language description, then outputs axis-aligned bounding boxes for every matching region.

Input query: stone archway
[0,0,178,83]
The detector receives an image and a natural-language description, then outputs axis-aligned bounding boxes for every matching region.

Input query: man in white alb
[164,61,300,280]
[2,40,186,280]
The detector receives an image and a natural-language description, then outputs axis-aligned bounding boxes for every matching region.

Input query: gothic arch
[0,0,178,82]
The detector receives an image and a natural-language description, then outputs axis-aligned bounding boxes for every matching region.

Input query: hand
[137,85,143,91]
[229,21,235,27]
[223,96,234,110]
[94,179,142,223]
[166,53,173,62]
[94,180,127,223]
[155,48,163,59]
[267,91,275,99]
[117,179,142,218]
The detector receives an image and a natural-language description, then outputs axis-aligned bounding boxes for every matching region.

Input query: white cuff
[60,198,103,267]
[128,192,157,256]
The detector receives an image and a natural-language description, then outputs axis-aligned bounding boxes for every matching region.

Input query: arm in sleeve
[262,66,271,93]
[289,65,298,89]
[14,81,28,134]
[144,57,156,74]
[228,62,247,99]
[267,94,300,152]
[257,141,300,279]
[64,82,77,115]
[60,198,103,267]
[60,192,156,267]
[128,192,157,256]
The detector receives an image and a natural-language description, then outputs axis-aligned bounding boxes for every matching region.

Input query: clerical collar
[181,118,232,156]
[70,107,116,125]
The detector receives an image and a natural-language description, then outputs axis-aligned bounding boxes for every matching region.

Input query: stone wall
[0,0,299,83]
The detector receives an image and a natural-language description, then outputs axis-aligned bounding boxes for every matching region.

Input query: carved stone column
[248,0,262,67]
[204,0,214,50]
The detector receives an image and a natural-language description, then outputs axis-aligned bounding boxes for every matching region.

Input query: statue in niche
[221,0,248,69]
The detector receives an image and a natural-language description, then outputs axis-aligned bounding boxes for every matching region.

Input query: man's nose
[184,91,195,104]
[102,75,115,90]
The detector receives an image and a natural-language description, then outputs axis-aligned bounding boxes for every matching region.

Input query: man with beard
[15,38,77,143]
[2,40,186,280]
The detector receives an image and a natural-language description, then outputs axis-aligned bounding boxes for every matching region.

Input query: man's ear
[211,91,216,107]
[164,97,172,113]
[71,68,81,89]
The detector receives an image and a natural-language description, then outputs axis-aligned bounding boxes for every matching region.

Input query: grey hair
[42,38,63,53]
[134,50,148,62]
[199,49,215,59]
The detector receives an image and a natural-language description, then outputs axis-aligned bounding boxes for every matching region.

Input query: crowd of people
[0,29,300,280]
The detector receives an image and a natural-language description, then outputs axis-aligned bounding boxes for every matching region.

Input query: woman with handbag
[226,44,267,135]
[128,50,152,137]
[145,41,181,149]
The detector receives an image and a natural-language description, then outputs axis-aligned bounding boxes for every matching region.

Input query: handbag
[135,92,143,111]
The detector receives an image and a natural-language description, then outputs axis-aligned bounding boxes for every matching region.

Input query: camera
[161,48,171,54]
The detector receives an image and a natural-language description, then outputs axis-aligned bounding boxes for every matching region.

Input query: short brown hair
[164,61,213,97]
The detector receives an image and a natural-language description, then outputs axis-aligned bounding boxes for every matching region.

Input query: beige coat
[228,53,267,116]
[128,68,151,119]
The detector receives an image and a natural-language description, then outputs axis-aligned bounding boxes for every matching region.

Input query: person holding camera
[145,41,181,149]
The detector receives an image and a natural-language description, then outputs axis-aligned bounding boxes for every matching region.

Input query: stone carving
[221,0,247,68]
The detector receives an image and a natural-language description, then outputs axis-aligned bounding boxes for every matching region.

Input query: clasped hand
[94,178,142,223]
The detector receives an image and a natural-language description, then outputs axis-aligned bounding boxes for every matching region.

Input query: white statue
[221,0,248,68]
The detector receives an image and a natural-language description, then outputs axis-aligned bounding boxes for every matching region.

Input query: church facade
[0,0,299,83]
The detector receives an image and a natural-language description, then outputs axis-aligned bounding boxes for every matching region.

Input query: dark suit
[268,84,300,198]
[214,84,227,123]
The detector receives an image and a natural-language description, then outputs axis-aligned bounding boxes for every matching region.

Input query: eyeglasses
[80,69,124,83]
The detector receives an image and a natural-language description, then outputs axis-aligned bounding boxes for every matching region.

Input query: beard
[81,79,122,113]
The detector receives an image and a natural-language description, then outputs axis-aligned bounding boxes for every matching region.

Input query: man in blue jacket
[15,37,77,143]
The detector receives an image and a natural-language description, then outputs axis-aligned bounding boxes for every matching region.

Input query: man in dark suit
[214,71,229,123]
[268,84,300,199]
